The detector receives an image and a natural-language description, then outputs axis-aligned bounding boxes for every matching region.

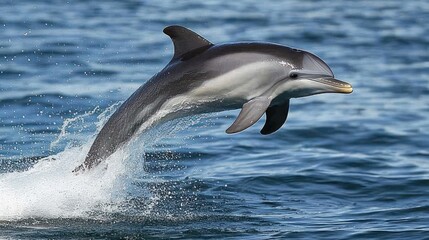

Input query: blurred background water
[1,0,428,239]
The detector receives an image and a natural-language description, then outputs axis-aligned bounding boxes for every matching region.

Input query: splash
[0,104,204,221]
[0,105,127,220]
[49,102,122,152]
[49,106,100,151]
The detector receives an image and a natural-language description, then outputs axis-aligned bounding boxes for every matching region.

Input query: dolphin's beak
[309,77,353,94]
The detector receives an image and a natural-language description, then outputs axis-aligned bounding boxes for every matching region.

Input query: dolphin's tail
[72,163,85,173]
[72,148,107,173]
[73,116,130,173]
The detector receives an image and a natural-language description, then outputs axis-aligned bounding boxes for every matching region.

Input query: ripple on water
[1,0,429,238]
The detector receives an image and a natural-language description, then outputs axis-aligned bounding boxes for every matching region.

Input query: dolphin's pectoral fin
[260,100,290,135]
[226,97,271,134]
[163,25,214,61]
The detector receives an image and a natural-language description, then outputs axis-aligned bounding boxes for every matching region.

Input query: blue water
[1,0,429,239]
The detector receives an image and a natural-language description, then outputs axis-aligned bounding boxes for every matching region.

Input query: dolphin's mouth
[310,77,353,94]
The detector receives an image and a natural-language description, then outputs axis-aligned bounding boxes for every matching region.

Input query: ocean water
[1,0,429,239]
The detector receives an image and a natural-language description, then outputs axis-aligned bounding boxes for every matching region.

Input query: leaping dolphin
[73,25,353,172]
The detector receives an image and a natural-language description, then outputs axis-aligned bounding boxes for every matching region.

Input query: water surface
[1,0,429,239]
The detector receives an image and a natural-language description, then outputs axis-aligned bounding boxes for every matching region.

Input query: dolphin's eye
[289,72,298,79]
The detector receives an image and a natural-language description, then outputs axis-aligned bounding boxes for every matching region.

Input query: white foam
[0,105,203,221]
[0,141,132,220]
[0,105,143,220]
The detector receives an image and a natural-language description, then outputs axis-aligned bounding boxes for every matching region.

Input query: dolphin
[73,25,352,172]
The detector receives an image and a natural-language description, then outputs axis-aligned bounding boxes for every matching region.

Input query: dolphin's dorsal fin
[260,100,290,135]
[163,25,214,61]
[226,97,271,134]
